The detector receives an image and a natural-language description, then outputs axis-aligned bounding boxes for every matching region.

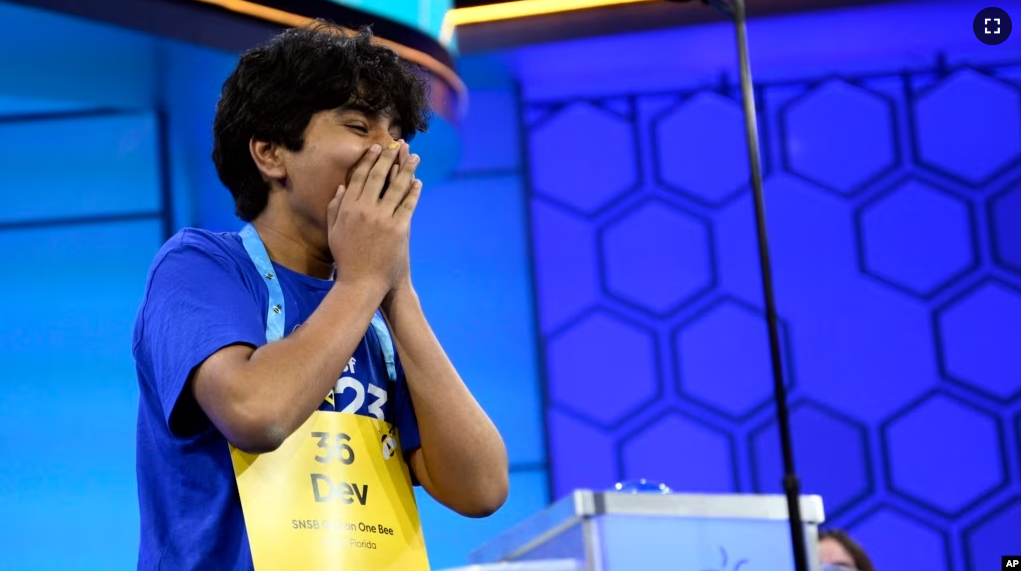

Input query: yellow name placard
[230,411,430,570]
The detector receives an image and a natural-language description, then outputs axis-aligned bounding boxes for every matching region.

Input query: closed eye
[347,124,369,134]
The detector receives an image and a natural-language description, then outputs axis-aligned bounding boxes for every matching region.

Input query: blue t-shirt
[132,228,421,570]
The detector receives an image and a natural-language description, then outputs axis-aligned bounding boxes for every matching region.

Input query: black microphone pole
[663,1,811,570]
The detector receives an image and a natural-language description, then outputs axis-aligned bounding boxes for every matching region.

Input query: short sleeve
[138,234,266,431]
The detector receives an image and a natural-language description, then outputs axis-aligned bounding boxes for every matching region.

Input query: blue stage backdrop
[0,1,545,569]
[510,1,1021,570]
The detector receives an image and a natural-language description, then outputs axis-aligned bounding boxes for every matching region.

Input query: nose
[370,129,397,149]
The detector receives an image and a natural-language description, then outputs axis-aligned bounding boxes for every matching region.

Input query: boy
[132,21,508,570]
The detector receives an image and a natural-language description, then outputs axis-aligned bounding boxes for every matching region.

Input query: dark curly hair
[820,529,876,571]
[212,20,431,221]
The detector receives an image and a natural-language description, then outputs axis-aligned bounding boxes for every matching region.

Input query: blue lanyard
[238,223,397,383]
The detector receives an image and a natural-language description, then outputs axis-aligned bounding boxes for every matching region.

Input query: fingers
[326,184,345,228]
[341,140,417,220]
[385,164,398,198]
[397,139,409,168]
[394,179,423,223]
[385,140,406,198]
[363,141,401,201]
[346,144,383,201]
[381,148,420,214]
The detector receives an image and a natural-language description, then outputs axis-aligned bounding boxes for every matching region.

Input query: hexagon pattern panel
[546,309,660,427]
[937,280,1021,401]
[857,177,976,297]
[524,65,1021,571]
[849,506,950,571]
[599,198,714,315]
[914,69,1021,186]
[675,298,791,420]
[990,179,1021,274]
[882,393,1007,516]
[620,412,736,493]
[751,401,872,519]
[529,102,639,215]
[655,92,751,205]
[782,79,899,195]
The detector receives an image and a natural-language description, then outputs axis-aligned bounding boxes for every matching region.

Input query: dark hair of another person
[820,529,877,571]
[212,20,432,221]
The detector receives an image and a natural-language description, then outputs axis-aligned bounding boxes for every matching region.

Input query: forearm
[237,280,386,444]
[382,289,509,516]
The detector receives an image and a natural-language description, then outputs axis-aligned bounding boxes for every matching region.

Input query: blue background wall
[0,1,545,569]
[509,1,1021,570]
[0,5,172,568]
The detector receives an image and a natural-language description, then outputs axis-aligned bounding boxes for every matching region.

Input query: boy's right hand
[326,141,422,294]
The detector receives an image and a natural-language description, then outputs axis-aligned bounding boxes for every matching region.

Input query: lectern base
[466,491,826,571]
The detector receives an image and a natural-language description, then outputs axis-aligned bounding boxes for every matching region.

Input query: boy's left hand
[385,140,418,304]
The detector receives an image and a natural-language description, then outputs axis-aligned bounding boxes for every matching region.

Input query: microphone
[657,1,812,571]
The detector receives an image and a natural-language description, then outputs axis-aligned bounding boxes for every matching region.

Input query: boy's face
[280,104,403,239]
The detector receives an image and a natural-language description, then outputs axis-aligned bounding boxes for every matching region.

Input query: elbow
[231,424,288,454]
[223,406,290,454]
[191,355,291,454]
[457,473,510,519]
[469,491,509,519]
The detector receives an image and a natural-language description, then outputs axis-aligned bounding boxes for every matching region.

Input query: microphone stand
[664,1,810,570]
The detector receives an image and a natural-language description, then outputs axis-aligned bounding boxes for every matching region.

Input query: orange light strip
[187,0,467,99]
[440,0,660,43]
